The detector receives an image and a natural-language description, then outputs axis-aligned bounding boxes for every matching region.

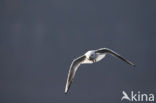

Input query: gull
[64,48,135,94]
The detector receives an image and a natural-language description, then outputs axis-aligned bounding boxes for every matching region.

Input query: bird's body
[65,48,135,94]
[83,50,106,64]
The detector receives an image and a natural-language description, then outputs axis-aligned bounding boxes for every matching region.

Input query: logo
[121,91,155,102]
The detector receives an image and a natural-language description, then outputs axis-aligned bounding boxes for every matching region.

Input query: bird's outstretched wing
[95,48,135,66]
[65,55,86,94]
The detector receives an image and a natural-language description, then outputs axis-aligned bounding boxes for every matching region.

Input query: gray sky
[1,0,156,103]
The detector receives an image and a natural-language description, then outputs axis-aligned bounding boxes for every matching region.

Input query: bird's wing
[95,48,135,66]
[65,55,86,94]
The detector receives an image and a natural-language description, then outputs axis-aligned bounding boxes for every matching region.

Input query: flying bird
[65,48,135,94]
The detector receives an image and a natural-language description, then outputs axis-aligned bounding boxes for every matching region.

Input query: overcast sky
[0,0,156,103]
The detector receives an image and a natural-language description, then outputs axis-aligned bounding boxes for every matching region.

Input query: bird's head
[85,50,96,61]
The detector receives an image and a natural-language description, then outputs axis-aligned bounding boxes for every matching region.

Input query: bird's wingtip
[129,61,135,67]
[132,64,136,67]
[64,88,68,94]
